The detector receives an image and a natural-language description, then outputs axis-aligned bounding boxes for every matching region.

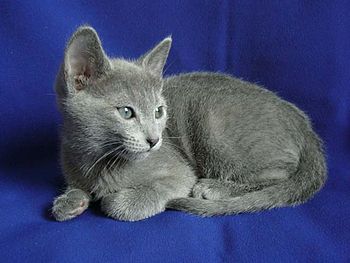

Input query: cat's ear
[64,26,111,90]
[138,37,172,77]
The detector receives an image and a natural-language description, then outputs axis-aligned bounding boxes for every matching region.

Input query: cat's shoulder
[163,71,262,94]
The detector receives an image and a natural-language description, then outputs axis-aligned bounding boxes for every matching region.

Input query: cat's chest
[89,147,186,199]
[90,166,136,199]
[89,159,162,199]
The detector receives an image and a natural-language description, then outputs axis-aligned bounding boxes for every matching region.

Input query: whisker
[105,150,120,171]
[84,145,124,177]
[107,148,126,171]
[111,149,127,169]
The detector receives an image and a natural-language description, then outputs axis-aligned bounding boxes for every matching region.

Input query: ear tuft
[64,26,110,90]
[139,37,172,77]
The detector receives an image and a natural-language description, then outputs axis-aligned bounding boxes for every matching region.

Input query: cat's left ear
[138,37,172,78]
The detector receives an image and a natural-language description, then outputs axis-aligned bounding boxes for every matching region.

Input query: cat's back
[163,72,312,165]
[163,72,280,106]
[162,72,294,126]
[163,72,308,122]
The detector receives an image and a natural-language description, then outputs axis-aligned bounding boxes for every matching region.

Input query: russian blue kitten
[52,26,326,221]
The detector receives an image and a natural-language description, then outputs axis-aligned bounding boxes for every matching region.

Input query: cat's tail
[166,135,327,216]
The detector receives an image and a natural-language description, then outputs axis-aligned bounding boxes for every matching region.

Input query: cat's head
[60,26,171,161]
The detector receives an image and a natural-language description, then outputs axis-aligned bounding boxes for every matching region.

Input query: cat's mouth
[123,139,161,154]
[118,137,162,161]
[123,143,162,161]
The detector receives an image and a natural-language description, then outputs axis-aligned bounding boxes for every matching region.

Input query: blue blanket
[1,1,349,262]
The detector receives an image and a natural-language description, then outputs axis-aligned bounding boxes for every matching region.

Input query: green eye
[118,107,135,119]
[155,106,164,119]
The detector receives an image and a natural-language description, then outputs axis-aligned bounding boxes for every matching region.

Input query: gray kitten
[52,26,326,221]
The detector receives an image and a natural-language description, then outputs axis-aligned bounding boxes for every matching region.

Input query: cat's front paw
[101,186,166,222]
[192,179,231,200]
[52,189,90,221]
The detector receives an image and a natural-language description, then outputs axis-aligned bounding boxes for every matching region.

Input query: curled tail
[166,136,327,216]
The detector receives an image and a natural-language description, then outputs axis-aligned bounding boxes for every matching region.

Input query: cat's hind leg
[52,188,90,221]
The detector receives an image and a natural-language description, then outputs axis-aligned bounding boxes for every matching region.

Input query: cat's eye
[155,106,164,119]
[117,107,135,119]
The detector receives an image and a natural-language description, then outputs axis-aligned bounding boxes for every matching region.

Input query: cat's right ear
[64,26,111,90]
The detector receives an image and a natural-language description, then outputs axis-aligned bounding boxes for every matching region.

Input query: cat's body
[164,73,326,215]
[52,26,326,221]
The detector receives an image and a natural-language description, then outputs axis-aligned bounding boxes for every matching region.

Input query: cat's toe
[52,195,89,221]
[192,179,230,200]
[192,180,209,199]
[192,179,219,199]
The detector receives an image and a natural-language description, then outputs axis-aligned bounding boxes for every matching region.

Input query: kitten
[52,26,326,221]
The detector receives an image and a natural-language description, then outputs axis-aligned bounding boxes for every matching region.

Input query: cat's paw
[101,187,166,222]
[192,179,232,200]
[52,189,90,221]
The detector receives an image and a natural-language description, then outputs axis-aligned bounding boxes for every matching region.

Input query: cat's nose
[146,137,159,148]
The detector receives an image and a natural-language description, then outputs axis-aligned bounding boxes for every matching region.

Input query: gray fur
[52,26,326,221]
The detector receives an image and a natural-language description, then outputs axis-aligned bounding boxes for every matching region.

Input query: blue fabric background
[1,1,349,262]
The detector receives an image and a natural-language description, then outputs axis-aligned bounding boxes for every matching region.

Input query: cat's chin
[125,151,151,162]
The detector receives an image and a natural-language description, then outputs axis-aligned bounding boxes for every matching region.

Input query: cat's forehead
[92,60,164,106]
[109,60,161,87]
